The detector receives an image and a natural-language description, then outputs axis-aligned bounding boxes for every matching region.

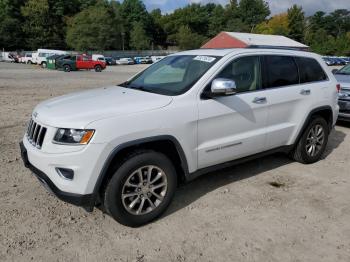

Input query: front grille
[26,118,47,149]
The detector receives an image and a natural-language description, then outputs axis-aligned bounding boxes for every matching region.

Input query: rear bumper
[338,112,350,121]
[338,99,350,121]
[19,141,95,208]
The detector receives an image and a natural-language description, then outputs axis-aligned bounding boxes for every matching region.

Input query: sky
[143,0,350,16]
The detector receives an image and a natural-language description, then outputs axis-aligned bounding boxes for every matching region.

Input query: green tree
[255,13,289,36]
[287,5,305,42]
[130,22,150,50]
[66,2,122,51]
[237,0,270,32]
[176,25,207,50]
[150,9,167,48]
[21,0,82,49]
[120,0,152,49]
[0,0,26,50]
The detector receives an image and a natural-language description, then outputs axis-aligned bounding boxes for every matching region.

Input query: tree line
[0,0,349,55]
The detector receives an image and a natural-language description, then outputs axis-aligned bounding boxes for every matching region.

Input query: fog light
[56,168,74,180]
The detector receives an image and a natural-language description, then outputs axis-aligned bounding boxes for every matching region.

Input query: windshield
[120,55,220,96]
[337,64,350,75]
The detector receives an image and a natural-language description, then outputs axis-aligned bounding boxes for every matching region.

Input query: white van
[33,49,67,68]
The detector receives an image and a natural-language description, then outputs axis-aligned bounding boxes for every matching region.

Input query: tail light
[336,84,341,93]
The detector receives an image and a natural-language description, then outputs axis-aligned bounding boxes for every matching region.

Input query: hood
[33,86,173,128]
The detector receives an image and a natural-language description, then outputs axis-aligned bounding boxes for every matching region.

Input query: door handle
[300,89,311,95]
[252,97,267,104]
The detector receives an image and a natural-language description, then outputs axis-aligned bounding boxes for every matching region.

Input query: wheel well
[311,108,333,131]
[97,139,187,198]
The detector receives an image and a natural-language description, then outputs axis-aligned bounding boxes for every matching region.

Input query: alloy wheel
[305,124,325,157]
[121,165,168,215]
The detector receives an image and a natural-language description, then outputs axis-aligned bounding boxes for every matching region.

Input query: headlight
[53,129,95,145]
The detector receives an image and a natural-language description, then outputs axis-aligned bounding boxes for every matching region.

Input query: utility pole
[122,32,125,51]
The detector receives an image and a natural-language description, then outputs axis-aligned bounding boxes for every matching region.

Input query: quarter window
[295,57,327,83]
[216,56,261,93]
[264,56,299,88]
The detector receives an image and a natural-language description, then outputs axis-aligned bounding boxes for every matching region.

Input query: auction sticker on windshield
[194,56,216,63]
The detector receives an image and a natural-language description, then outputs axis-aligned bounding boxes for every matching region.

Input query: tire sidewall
[104,152,177,227]
[95,65,102,72]
[299,117,329,163]
[64,65,71,72]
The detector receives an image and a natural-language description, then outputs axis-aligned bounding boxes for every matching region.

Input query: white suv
[20,48,339,227]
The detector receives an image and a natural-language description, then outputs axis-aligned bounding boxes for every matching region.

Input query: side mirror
[211,78,237,96]
[332,69,338,74]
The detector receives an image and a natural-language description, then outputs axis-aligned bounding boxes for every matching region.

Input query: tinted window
[216,56,261,93]
[264,56,299,88]
[296,57,327,83]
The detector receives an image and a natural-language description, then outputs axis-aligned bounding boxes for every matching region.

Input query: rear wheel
[63,64,71,72]
[104,151,177,227]
[41,62,47,68]
[95,65,102,72]
[291,116,329,164]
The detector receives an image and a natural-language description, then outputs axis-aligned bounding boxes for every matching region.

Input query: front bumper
[20,141,95,208]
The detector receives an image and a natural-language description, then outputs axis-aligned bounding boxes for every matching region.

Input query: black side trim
[19,142,94,208]
[92,135,189,200]
[186,145,293,182]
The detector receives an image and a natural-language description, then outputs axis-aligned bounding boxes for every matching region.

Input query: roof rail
[247,45,309,51]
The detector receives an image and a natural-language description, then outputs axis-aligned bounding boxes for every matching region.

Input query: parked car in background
[323,57,336,66]
[151,56,166,63]
[333,64,350,121]
[57,54,106,72]
[20,53,33,64]
[134,57,148,64]
[33,49,67,68]
[144,56,153,64]
[105,57,116,65]
[116,58,134,65]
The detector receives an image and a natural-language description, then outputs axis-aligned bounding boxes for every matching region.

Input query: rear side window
[295,57,328,83]
[264,56,299,88]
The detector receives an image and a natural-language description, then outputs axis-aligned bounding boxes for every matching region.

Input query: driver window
[217,56,261,93]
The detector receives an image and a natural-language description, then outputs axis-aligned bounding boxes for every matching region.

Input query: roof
[201,32,309,49]
[224,32,308,48]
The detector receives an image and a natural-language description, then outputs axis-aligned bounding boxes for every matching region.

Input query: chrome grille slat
[26,118,47,149]
[29,122,36,141]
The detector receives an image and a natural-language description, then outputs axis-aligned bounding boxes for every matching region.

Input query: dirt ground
[0,62,349,262]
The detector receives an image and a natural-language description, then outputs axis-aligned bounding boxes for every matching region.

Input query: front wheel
[291,116,329,164]
[104,151,177,227]
[41,62,47,68]
[94,65,102,72]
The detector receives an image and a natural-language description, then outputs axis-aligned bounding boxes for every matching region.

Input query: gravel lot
[0,62,349,262]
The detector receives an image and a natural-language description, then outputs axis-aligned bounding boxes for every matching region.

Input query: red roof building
[202,32,309,50]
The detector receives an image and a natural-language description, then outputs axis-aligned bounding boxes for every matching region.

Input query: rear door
[262,55,328,149]
[197,55,269,169]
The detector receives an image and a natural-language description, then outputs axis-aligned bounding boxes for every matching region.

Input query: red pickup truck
[57,55,106,72]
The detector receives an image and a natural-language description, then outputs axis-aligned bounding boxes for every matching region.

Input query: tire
[41,62,47,68]
[63,64,71,72]
[291,116,329,164]
[104,150,177,227]
[95,65,102,72]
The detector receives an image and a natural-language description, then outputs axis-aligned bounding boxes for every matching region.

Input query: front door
[197,55,269,169]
